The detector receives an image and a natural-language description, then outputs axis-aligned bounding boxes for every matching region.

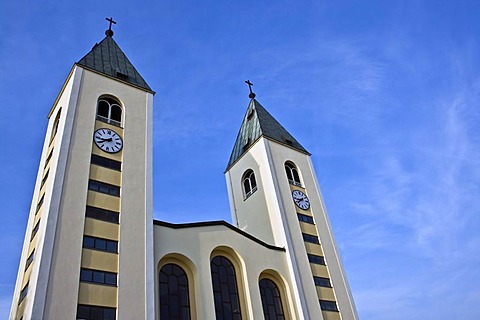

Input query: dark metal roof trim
[153,219,286,252]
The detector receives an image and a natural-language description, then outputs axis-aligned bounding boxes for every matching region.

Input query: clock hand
[97,138,113,142]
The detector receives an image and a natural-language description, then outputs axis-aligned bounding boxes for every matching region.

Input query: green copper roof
[226,99,310,170]
[77,35,152,92]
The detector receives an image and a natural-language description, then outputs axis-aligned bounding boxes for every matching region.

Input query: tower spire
[105,17,116,37]
[245,80,256,99]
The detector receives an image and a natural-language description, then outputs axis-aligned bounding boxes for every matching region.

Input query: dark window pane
[106,240,117,253]
[111,105,122,122]
[96,239,107,250]
[320,300,339,311]
[211,256,242,320]
[80,269,93,282]
[97,101,109,118]
[77,305,90,318]
[90,306,103,319]
[86,206,119,224]
[259,278,285,319]
[313,276,331,287]
[308,254,326,265]
[302,233,320,244]
[250,172,256,188]
[159,263,191,320]
[93,271,104,283]
[83,236,95,248]
[297,213,314,224]
[104,308,116,320]
[91,154,121,171]
[105,273,117,285]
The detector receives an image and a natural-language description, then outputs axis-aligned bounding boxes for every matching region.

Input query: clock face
[94,128,123,153]
[292,190,310,210]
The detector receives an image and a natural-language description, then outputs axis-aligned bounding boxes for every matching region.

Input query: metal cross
[245,80,254,93]
[245,80,256,98]
[106,17,117,31]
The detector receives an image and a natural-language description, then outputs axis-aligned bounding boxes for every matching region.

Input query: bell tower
[225,84,358,320]
[10,22,155,320]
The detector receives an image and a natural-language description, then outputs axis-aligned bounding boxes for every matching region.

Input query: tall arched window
[242,169,257,199]
[259,278,286,320]
[211,256,242,320]
[96,96,122,127]
[159,263,191,320]
[285,162,301,187]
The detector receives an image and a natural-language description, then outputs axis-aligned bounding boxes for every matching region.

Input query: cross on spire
[105,17,117,37]
[245,80,256,99]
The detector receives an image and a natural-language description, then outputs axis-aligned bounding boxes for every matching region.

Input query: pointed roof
[76,35,152,92]
[226,99,310,170]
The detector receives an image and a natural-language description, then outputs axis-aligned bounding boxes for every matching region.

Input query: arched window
[159,263,191,320]
[242,169,257,199]
[259,278,286,320]
[211,256,242,320]
[285,162,301,187]
[96,96,122,127]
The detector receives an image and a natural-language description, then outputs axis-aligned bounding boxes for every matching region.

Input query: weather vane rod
[105,17,117,37]
[245,80,256,99]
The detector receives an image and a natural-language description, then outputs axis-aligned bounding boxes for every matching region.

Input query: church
[10,22,358,320]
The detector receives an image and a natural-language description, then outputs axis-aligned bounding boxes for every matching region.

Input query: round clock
[292,190,310,210]
[94,128,123,153]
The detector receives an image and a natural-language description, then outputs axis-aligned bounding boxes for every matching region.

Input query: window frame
[77,304,116,320]
[259,278,286,319]
[96,97,123,128]
[313,276,332,288]
[302,233,320,244]
[159,263,191,320]
[297,213,314,224]
[88,180,120,197]
[242,169,258,199]
[319,300,339,312]
[210,255,243,320]
[85,206,119,224]
[91,154,122,171]
[285,162,302,187]
[80,268,117,286]
[307,254,326,265]
[83,235,118,254]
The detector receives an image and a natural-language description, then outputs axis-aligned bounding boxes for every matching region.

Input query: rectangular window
[44,149,54,168]
[83,235,118,254]
[88,180,120,197]
[314,276,332,287]
[86,206,119,224]
[40,170,49,189]
[25,250,35,270]
[307,254,326,265]
[35,194,45,214]
[19,283,29,304]
[77,304,116,320]
[319,300,339,312]
[31,221,40,241]
[297,213,314,224]
[302,233,320,244]
[91,154,121,171]
[80,268,117,286]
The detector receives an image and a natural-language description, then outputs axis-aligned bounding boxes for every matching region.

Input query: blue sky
[1,1,480,319]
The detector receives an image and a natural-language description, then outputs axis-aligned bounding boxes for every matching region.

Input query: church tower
[10,24,155,320]
[225,87,358,320]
